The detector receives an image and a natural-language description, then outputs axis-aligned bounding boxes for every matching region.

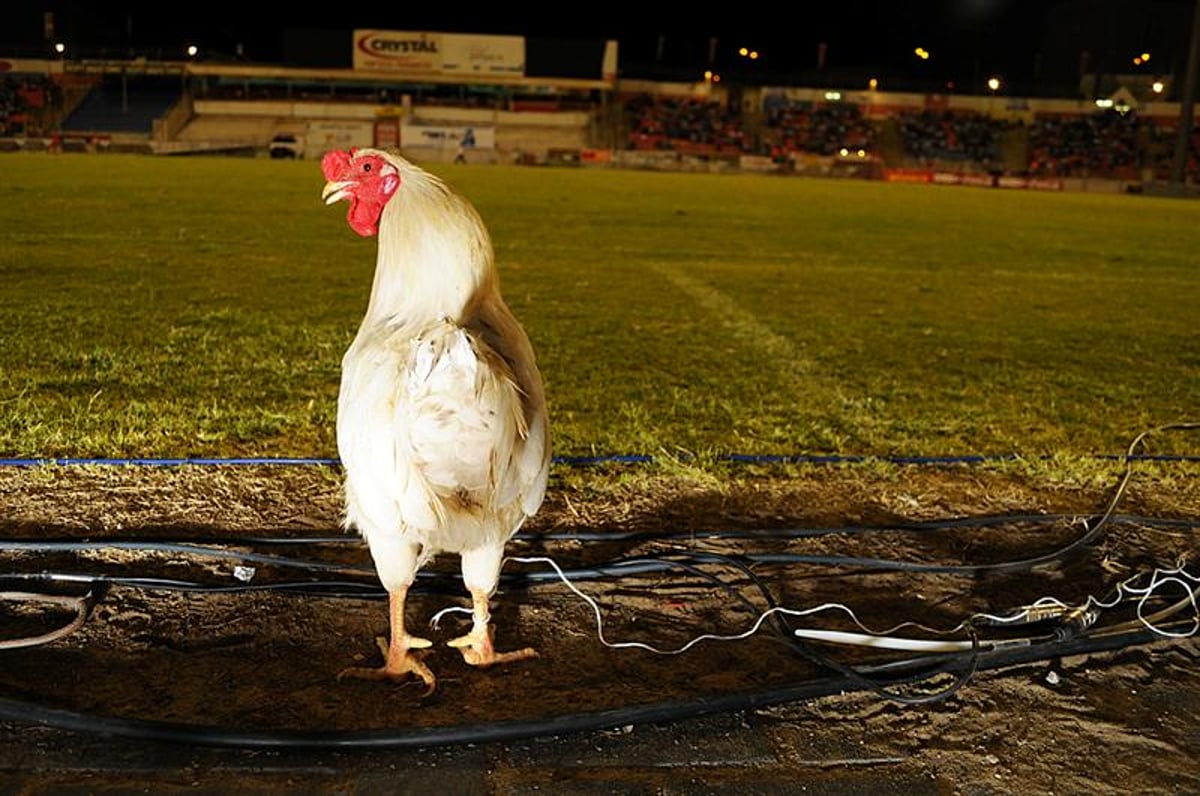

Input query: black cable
[527,513,1157,544]
[627,551,982,705]
[9,513,1194,549]
[0,572,387,599]
[694,423,1200,578]
[1,557,981,704]
[3,525,1195,597]
[0,625,1170,750]
[0,423,1192,720]
[5,514,1194,582]
[0,540,375,575]
[0,550,1166,589]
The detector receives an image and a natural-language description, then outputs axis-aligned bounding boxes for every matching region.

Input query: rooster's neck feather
[361,152,496,328]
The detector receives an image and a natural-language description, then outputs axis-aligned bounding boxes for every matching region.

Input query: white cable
[791,629,975,652]
[502,555,1199,656]
[1061,564,1199,637]
[428,604,472,629]
[0,591,91,650]
[971,596,1071,625]
[507,555,978,655]
[1134,566,1200,638]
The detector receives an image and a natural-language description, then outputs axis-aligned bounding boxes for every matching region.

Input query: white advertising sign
[440,34,525,76]
[400,124,496,151]
[353,30,524,77]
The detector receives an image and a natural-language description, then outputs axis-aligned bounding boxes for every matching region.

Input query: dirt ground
[0,463,1197,794]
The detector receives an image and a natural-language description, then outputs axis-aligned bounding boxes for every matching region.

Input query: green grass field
[0,153,1196,462]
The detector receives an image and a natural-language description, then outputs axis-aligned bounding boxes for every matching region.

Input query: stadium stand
[761,98,875,157]
[191,79,593,112]
[0,74,56,136]
[2,50,1196,191]
[897,110,1008,168]
[1027,110,1142,178]
[62,75,182,134]
[625,93,749,155]
[1147,119,1200,181]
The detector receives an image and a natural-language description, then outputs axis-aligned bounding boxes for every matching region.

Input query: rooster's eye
[363,162,372,172]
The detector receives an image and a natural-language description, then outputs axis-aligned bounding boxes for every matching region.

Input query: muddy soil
[0,465,1197,793]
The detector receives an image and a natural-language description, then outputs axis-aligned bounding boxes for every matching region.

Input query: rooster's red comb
[321,149,355,181]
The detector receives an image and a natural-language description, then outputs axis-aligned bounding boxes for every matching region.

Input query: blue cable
[0,457,341,467]
[0,453,1196,468]
[718,453,1018,464]
[553,454,655,465]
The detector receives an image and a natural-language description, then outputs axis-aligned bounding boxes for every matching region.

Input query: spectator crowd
[1,75,56,136]
[625,93,748,154]
[621,94,1198,182]
[3,74,1197,183]
[762,98,875,157]
[897,110,1007,168]
[1027,110,1142,178]
[1147,117,1200,180]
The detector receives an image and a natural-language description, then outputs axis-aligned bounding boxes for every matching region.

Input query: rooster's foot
[338,635,437,694]
[448,627,538,667]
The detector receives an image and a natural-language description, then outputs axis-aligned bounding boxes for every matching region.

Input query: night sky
[3,2,1196,94]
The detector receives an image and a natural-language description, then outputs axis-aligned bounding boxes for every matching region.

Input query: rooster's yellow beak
[322,180,354,205]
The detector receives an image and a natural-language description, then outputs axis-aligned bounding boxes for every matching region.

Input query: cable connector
[1053,604,1100,641]
[972,601,1069,627]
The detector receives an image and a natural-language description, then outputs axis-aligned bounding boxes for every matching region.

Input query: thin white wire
[971,597,1071,625]
[508,555,882,654]
[497,555,1199,655]
[429,604,472,629]
[1132,565,1200,638]
[1050,563,1199,637]
[429,562,944,646]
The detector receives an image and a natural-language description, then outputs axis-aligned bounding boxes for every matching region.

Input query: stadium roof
[4,2,1198,96]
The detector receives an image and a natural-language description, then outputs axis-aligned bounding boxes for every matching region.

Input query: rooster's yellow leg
[339,586,436,693]
[448,588,538,667]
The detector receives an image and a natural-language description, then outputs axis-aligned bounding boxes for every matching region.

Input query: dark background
[2,1,1196,95]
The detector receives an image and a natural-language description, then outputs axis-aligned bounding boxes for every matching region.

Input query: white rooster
[321,148,550,692]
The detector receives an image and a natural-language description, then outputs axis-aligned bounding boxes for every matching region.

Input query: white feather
[337,151,550,597]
